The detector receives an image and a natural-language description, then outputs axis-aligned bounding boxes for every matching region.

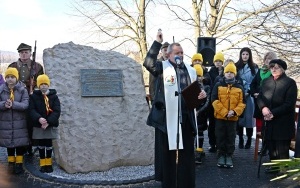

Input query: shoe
[45,165,53,173]
[40,166,47,173]
[14,163,23,174]
[244,138,251,149]
[217,155,226,167]
[225,156,233,168]
[195,151,203,165]
[7,162,15,174]
[258,149,268,156]
[208,146,217,153]
[238,138,244,149]
[265,166,280,174]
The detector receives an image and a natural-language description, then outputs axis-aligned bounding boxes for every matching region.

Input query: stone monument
[43,42,154,173]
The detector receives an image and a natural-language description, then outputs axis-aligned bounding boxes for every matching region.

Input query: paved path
[0,133,299,188]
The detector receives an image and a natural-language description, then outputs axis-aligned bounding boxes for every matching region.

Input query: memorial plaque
[80,69,124,97]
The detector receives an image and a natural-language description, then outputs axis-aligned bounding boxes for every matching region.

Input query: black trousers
[7,147,25,156]
[215,119,236,156]
[161,115,195,188]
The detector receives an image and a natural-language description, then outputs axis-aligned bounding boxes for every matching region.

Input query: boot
[238,136,244,149]
[14,156,23,174]
[39,158,46,173]
[7,156,15,174]
[244,137,252,149]
[45,158,53,173]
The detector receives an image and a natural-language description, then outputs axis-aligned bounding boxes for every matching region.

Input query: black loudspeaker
[197,37,216,67]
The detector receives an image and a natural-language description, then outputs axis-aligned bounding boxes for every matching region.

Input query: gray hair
[263,51,277,62]
[167,43,181,54]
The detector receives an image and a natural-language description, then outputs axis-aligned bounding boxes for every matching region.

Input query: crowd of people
[0,35,297,188]
[144,30,298,187]
[0,43,61,175]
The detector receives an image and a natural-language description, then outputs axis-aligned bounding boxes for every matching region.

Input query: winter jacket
[0,82,29,147]
[29,89,61,139]
[211,78,246,121]
[196,84,211,130]
[250,69,271,118]
[257,73,298,140]
[143,40,197,135]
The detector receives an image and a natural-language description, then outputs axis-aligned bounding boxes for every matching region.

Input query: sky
[0,0,80,54]
[0,0,199,59]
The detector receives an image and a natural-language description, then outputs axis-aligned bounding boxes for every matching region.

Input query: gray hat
[270,59,287,70]
[17,43,32,52]
[161,42,169,50]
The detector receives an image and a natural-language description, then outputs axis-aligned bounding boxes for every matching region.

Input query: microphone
[174,56,182,65]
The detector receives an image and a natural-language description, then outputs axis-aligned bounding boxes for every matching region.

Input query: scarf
[9,89,14,101]
[225,77,236,85]
[162,60,197,150]
[43,94,53,115]
[259,69,271,86]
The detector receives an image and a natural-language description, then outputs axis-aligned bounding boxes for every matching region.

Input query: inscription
[81,69,124,97]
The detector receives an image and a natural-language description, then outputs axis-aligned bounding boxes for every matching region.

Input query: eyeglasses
[270,66,281,70]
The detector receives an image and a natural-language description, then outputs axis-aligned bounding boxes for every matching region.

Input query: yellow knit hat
[5,68,19,80]
[192,53,203,63]
[213,52,224,63]
[224,62,237,75]
[194,64,203,77]
[37,74,50,88]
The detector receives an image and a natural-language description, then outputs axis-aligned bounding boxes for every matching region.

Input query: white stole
[162,60,197,150]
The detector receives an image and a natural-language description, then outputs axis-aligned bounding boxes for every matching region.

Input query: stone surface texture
[43,42,154,173]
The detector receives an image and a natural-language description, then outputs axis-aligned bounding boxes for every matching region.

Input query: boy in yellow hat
[28,74,61,173]
[0,68,29,174]
[211,62,245,168]
[193,64,211,164]
[191,53,212,86]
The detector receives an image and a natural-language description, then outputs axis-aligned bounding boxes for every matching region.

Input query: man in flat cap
[8,43,44,156]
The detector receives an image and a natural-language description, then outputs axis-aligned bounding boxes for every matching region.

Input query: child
[0,67,29,174]
[207,52,225,153]
[193,64,211,164]
[211,62,245,168]
[29,74,61,173]
[191,53,211,86]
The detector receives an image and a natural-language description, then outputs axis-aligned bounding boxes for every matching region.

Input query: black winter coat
[257,73,298,140]
[29,89,61,128]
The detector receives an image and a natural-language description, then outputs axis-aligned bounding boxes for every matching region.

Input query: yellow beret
[214,52,225,63]
[224,62,237,75]
[5,68,19,80]
[37,74,50,88]
[192,53,203,63]
[194,64,203,77]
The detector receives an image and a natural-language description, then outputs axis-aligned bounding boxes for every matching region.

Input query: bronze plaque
[80,69,124,97]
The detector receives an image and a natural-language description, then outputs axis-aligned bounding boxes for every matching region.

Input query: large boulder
[43,42,154,173]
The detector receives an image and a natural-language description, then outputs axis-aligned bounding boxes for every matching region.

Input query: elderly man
[144,30,206,188]
[8,43,44,156]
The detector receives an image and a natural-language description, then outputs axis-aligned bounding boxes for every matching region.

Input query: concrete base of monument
[23,150,160,187]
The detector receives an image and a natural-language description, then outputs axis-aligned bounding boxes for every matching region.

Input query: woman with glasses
[257,59,298,171]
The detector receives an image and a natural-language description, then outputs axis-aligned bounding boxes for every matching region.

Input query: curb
[23,155,160,187]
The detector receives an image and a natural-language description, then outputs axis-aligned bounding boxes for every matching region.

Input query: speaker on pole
[197,37,216,67]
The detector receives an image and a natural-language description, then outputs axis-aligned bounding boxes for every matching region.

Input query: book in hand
[182,81,205,110]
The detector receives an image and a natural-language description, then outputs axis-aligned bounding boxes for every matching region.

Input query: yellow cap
[5,68,19,80]
[192,53,203,63]
[37,74,50,88]
[213,52,224,63]
[224,62,237,75]
[194,64,203,77]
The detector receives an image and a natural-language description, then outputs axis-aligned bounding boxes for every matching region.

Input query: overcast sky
[0,0,80,54]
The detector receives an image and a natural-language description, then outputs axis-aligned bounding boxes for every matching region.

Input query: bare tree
[160,0,299,76]
[71,0,150,61]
